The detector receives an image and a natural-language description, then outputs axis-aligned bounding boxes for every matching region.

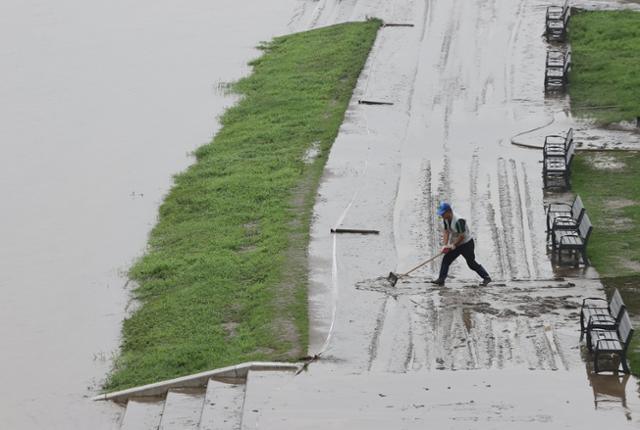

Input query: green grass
[105,20,381,391]
[572,151,640,374]
[568,10,640,124]
[572,152,640,276]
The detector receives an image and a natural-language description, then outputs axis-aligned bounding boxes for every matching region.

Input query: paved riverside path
[248,0,640,427]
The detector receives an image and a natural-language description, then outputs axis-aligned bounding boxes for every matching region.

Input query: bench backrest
[563,1,571,25]
[609,288,626,321]
[565,127,574,148]
[578,212,593,242]
[565,50,572,68]
[571,195,585,222]
[565,139,576,166]
[618,310,634,351]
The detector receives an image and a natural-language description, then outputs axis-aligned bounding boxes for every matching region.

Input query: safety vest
[443,212,473,245]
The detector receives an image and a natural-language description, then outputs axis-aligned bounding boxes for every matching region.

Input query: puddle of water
[0,0,296,429]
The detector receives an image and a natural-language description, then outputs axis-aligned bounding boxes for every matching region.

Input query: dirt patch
[606,216,634,232]
[600,198,637,232]
[588,153,627,170]
[252,346,276,355]
[237,244,259,254]
[302,141,321,164]
[222,322,239,339]
[514,294,579,318]
[618,258,640,272]
[606,198,637,210]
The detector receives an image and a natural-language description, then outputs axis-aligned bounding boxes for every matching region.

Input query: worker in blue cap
[431,202,491,286]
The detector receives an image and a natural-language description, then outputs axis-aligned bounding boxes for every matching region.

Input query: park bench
[590,310,634,373]
[545,193,583,232]
[546,1,570,41]
[547,194,585,246]
[543,133,575,189]
[581,288,626,344]
[544,50,571,91]
[553,212,592,265]
[543,127,574,159]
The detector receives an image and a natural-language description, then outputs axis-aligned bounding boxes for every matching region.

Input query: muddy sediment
[300,0,640,426]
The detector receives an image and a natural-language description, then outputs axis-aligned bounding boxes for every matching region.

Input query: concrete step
[119,398,164,430]
[199,379,246,430]
[240,370,296,430]
[158,388,206,430]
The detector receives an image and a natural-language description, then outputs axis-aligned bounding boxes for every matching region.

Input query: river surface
[0,1,296,428]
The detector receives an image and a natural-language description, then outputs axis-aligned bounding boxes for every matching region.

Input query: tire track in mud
[419,161,440,273]
[437,152,452,202]
[403,308,415,371]
[386,282,588,373]
[421,0,433,41]
[287,1,308,31]
[497,157,528,279]
[475,314,497,368]
[521,163,542,279]
[509,159,532,279]
[484,175,508,280]
[500,327,516,367]
[387,299,414,372]
[504,0,526,103]
[410,161,432,262]
[332,0,359,23]
[549,327,571,371]
[439,21,454,74]
[408,298,429,371]
[307,0,327,29]
[369,297,415,372]
[449,308,474,369]
[469,149,480,230]
[367,298,389,370]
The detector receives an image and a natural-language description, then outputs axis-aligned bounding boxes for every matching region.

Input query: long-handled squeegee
[387,252,443,287]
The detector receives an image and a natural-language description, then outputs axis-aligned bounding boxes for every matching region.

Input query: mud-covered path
[279,0,640,427]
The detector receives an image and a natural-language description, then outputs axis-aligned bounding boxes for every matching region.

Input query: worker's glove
[441,244,455,254]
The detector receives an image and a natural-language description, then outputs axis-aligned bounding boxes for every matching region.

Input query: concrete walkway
[274,0,640,427]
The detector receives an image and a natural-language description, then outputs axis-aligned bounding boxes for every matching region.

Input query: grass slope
[569,10,640,124]
[106,20,381,390]
[572,152,640,374]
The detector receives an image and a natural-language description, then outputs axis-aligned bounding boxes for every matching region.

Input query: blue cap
[437,202,451,216]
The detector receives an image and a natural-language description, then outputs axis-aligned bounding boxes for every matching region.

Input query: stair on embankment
[107,362,300,430]
[118,380,245,430]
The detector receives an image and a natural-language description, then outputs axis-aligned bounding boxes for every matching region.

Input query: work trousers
[438,239,490,280]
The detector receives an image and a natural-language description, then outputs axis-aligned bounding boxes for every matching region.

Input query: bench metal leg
[585,329,591,348]
[594,351,600,373]
[620,353,630,374]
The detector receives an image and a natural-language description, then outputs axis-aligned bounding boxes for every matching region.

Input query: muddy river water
[0,1,296,428]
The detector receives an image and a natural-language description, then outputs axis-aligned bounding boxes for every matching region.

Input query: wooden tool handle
[400,253,443,277]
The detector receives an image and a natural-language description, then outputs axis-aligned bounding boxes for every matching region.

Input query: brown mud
[296,0,640,427]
